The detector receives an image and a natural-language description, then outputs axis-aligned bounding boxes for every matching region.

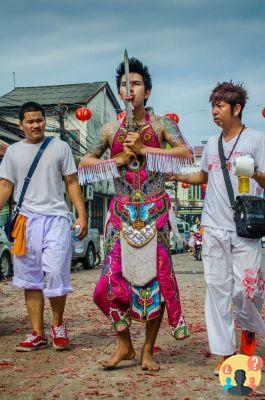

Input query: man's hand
[113,145,136,167]
[0,179,13,212]
[252,166,258,179]
[168,171,208,185]
[252,167,265,189]
[169,174,180,181]
[79,155,95,168]
[124,132,145,155]
[124,145,136,161]
[73,216,88,240]
[63,174,87,238]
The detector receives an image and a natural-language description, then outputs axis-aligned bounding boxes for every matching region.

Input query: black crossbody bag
[218,134,265,239]
[4,136,53,242]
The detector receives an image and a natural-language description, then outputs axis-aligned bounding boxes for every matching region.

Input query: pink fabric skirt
[94,227,188,339]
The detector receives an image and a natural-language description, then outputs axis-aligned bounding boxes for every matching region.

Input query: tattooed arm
[79,121,135,168]
[161,117,192,151]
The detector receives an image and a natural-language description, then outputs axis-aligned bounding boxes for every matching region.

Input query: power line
[0,97,100,144]
[53,105,87,154]
[0,109,85,155]
[1,90,264,116]
[0,103,85,157]
[0,99,88,151]
[65,116,95,142]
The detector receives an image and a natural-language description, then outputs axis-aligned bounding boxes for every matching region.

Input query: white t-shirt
[201,128,265,231]
[0,138,77,218]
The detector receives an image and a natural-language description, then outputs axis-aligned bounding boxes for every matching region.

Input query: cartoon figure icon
[222,363,232,375]
[219,354,263,395]
[248,355,263,372]
[228,370,253,396]
[248,377,257,391]
[223,377,233,392]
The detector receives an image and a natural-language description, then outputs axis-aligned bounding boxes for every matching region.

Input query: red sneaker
[241,330,256,356]
[16,331,48,352]
[51,323,69,351]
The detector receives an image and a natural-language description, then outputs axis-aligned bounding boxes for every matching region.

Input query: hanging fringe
[146,151,197,174]
[78,160,119,185]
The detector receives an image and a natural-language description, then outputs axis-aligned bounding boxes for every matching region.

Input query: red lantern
[181,183,189,189]
[117,111,126,121]
[201,183,207,190]
[75,107,92,122]
[165,113,179,124]
[262,108,265,118]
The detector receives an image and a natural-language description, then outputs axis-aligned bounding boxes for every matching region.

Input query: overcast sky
[1,0,265,145]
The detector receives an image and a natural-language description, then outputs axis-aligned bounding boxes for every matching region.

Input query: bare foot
[141,347,160,371]
[100,345,136,369]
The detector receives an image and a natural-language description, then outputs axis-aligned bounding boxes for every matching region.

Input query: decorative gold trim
[121,222,157,248]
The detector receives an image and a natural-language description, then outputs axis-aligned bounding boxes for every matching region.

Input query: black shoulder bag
[218,132,265,239]
[4,136,54,241]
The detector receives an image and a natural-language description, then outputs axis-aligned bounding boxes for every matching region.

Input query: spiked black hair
[116,57,152,92]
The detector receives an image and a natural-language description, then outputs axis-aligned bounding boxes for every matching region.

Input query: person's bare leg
[141,303,165,371]
[101,328,136,369]
[49,295,67,326]
[25,289,45,336]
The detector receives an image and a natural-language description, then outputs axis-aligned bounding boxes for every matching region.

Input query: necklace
[222,124,245,163]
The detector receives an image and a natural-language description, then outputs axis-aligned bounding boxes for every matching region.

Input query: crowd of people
[0,56,264,377]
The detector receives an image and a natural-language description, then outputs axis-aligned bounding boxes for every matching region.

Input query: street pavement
[0,250,265,400]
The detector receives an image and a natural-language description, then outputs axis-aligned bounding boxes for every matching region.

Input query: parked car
[170,231,185,254]
[178,221,192,247]
[262,236,265,248]
[0,227,13,280]
[69,213,100,269]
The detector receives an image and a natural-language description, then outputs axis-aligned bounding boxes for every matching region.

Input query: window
[90,195,104,234]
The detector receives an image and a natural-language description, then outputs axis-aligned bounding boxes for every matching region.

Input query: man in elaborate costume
[79,55,193,370]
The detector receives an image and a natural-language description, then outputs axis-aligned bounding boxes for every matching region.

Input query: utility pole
[12,72,16,88]
[174,181,178,217]
[55,104,68,141]
[54,104,72,209]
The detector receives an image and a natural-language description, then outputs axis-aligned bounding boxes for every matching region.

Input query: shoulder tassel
[78,160,119,185]
[146,151,196,174]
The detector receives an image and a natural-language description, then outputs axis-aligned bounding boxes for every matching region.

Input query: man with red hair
[172,81,265,375]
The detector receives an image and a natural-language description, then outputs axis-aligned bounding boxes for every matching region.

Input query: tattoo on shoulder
[87,122,110,157]
[162,116,183,147]
[107,121,120,143]
[87,120,120,157]
[150,114,163,136]
[163,117,181,136]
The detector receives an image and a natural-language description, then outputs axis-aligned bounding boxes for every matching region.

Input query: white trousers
[203,227,265,356]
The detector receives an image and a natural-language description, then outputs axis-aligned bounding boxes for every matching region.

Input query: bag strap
[218,135,235,209]
[16,136,54,210]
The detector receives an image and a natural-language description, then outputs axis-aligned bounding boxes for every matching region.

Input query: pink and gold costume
[79,109,193,339]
